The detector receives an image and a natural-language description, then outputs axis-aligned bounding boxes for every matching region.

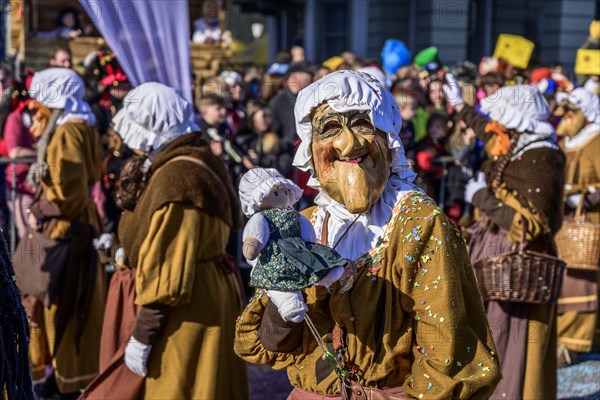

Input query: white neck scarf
[311,173,420,261]
[564,123,600,151]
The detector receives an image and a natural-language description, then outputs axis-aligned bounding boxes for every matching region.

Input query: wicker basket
[473,248,566,303]
[554,195,600,270]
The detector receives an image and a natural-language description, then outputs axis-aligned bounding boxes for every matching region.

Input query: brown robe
[95,133,248,399]
[459,105,564,399]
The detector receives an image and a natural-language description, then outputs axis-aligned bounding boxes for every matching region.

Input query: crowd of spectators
[0,27,598,246]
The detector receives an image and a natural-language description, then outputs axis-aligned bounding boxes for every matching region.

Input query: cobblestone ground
[248,363,292,399]
[248,352,600,400]
[558,352,600,400]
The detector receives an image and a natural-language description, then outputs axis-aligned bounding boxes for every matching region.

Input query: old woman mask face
[310,103,391,213]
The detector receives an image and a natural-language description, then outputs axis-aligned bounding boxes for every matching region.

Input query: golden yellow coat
[563,132,600,224]
[43,120,103,238]
[28,120,105,393]
[136,203,248,400]
[235,192,500,399]
[558,131,600,353]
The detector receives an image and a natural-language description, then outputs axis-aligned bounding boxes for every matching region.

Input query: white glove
[465,172,488,204]
[93,233,113,250]
[442,73,464,107]
[267,290,308,323]
[316,266,344,288]
[124,336,152,377]
[556,91,568,105]
[115,247,126,266]
[566,193,583,209]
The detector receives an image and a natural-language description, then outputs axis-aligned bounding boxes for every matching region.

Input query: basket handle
[518,218,528,254]
[574,189,586,219]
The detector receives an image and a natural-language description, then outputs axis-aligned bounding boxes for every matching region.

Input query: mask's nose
[332,125,366,158]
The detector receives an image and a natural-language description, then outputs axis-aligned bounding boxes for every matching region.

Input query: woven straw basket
[473,248,565,303]
[473,223,566,304]
[555,196,600,270]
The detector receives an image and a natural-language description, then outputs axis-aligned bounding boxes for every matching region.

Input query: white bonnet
[480,84,554,134]
[112,82,198,153]
[238,168,303,217]
[565,87,600,124]
[356,66,386,88]
[292,69,416,190]
[28,68,89,112]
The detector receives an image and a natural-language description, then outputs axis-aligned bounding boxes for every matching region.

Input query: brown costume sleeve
[457,105,490,141]
[472,188,515,231]
[258,299,303,352]
[133,303,173,345]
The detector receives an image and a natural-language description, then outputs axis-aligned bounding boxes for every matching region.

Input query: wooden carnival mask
[27,100,52,139]
[310,103,391,213]
[555,103,587,138]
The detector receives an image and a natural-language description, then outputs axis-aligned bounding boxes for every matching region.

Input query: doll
[239,168,349,322]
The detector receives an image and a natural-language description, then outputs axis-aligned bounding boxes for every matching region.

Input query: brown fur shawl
[119,133,242,269]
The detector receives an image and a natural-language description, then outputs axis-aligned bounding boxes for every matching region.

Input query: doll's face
[310,103,391,213]
[260,185,291,210]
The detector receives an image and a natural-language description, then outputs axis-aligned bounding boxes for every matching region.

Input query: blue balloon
[381,39,411,74]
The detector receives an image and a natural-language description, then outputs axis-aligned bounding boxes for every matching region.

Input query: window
[316,1,349,62]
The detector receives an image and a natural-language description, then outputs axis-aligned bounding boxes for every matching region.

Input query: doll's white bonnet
[239,168,303,217]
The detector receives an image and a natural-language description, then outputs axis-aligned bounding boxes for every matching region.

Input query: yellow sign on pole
[575,49,600,76]
[493,34,535,69]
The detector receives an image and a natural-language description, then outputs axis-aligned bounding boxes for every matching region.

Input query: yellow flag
[493,34,535,69]
[575,49,600,76]
[322,56,344,71]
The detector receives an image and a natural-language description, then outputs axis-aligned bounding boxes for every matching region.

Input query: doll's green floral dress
[249,207,346,291]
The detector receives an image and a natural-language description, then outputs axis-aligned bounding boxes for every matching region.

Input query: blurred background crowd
[1,12,598,243]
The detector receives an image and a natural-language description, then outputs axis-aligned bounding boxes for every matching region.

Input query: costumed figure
[235,70,501,399]
[239,168,348,323]
[82,51,133,233]
[13,68,106,398]
[2,70,37,240]
[443,74,565,399]
[554,88,600,365]
[83,51,131,135]
[83,83,249,400]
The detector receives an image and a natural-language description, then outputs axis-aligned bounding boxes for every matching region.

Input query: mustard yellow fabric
[136,203,249,399]
[558,311,596,352]
[42,120,103,239]
[563,132,600,224]
[28,120,105,393]
[235,193,500,399]
[557,130,600,352]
